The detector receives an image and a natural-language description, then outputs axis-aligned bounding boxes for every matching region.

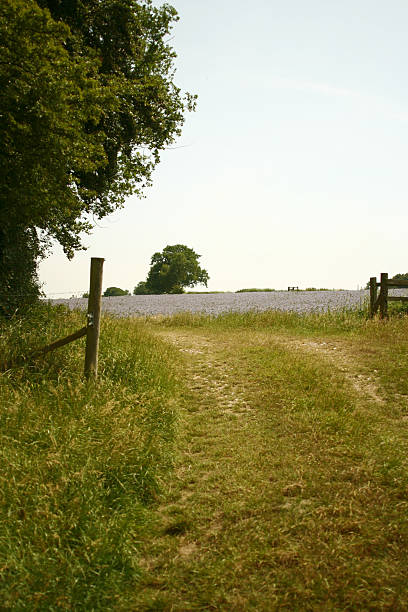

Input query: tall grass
[0,304,179,609]
[152,303,370,335]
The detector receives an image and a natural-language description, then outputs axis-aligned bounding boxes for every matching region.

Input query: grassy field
[1,304,408,609]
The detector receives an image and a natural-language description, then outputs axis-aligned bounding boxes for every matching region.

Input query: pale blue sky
[40,0,408,295]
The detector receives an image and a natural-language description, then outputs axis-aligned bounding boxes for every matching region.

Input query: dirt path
[282,337,385,404]
[134,326,407,610]
[162,330,253,415]
[137,329,279,609]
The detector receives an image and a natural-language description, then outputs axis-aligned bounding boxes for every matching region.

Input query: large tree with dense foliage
[0,0,195,314]
[134,244,209,294]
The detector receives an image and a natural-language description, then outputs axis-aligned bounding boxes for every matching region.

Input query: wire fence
[2,290,89,298]
[43,291,89,299]
[1,258,104,378]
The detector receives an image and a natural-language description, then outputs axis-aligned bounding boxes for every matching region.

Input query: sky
[39,0,408,296]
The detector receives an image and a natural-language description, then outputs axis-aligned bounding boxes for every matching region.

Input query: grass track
[134,317,408,610]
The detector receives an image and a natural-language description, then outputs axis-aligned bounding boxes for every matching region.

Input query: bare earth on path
[134,325,408,611]
[282,337,385,405]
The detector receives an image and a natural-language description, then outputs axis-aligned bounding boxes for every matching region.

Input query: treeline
[99,287,350,296]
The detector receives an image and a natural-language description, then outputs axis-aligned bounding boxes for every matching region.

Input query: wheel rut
[137,329,264,607]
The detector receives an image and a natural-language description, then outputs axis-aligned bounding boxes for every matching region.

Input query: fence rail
[1,258,104,378]
[369,273,408,318]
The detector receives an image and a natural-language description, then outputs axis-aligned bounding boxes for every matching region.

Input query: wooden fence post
[379,272,388,320]
[369,277,377,318]
[84,257,104,379]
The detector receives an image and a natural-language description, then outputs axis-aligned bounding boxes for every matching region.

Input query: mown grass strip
[134,317,408,610]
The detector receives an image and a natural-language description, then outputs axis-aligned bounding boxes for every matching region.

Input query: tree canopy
[103,287,130,297]
[365,273,408,289]
[391,273,408,282]
[0,0,195,313]
[134,245,209,294]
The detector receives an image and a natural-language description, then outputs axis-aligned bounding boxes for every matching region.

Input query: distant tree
[133,281,151,295]
[103,287,130,297]
[365,272,408,289]
[236,288,275,293]
[391,273,408,282]
[137,245,209,294]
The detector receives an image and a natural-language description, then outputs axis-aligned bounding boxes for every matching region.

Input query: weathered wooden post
[369,276,377,318]
[84,257,104,379]
[379,272,388,320]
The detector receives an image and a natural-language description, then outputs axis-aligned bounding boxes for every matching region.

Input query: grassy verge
[0,304,179,610]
